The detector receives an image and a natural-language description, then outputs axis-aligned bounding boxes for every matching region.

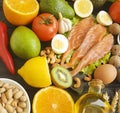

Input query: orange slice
[3,0,39,25]
[32,86,75,113]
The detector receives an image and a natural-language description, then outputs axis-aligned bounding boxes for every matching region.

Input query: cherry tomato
[32,13,58,41]
[109,0,120,23]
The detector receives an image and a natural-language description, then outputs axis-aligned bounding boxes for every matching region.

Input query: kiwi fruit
[51,66,73,88]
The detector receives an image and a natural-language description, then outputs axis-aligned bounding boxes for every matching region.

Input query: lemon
[51,34,68,54]
[17,56,52,88]
[74,0,93,18]
[96,10,113,26]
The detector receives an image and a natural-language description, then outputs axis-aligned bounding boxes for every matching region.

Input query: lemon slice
[74,0,93,18]
[96,10,113,26]
[51,34,68,54]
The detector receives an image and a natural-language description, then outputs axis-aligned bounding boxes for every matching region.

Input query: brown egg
[94,64,117,85]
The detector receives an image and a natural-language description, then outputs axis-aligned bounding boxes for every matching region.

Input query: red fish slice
[61,17,94,66]
[64,24,107,68]
[70,34,114,76]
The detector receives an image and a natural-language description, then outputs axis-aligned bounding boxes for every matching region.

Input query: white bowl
[0,78,31,113]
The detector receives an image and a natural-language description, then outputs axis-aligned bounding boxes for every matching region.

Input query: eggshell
[94,64,117,84]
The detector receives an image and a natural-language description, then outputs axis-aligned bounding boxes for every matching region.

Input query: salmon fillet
[70,34,114,76]
[61,17,95,66]
[64,24,107,68]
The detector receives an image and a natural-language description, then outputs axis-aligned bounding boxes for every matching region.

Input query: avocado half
[39,0,75,19]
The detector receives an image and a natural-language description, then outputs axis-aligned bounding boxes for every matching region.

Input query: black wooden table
[0,1,120,113]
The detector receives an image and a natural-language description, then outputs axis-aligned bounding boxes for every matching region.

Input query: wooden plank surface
[0,1,120,113]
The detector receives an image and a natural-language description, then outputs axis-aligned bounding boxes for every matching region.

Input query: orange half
[32,86,75,113]
[3,0,39,25]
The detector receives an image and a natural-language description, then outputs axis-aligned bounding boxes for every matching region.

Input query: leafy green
[81,52,111,75]
[65,50,74,63]
[71,15,81,26]
[63,31,70,38]
[65,50,111,75]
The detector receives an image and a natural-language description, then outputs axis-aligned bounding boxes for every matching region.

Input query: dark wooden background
[0,0,120,113]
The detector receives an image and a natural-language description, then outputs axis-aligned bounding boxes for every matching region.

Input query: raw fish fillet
[61,17,94,66]
[64,24,107,68]
[70,34,114,76]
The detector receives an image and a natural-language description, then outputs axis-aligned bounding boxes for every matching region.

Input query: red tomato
[32,13,58,41]
[109,0,120,23]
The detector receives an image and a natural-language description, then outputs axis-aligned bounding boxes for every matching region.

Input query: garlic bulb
[58,12,72,34]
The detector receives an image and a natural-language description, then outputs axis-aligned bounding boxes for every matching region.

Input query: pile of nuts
[0,80,28,113]
[40,47,61,67]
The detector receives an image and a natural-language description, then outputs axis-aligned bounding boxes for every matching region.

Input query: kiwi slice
[51,66,73,88]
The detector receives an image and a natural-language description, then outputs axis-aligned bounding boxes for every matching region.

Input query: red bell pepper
[0,21,15,74]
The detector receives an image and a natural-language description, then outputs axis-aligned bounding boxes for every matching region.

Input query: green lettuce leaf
[65,51,111,75]
[71,15,81,26]
[81,52,111,75]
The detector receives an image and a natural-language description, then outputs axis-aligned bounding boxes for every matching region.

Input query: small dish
[0,78,31,113]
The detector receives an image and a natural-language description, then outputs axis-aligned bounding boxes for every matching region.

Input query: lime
[18,56,52,88]
[10,26,41,59]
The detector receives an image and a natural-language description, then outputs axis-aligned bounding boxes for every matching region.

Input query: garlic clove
[58,20,66,33]
[58,12,72,33]
[63,18,72,31]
